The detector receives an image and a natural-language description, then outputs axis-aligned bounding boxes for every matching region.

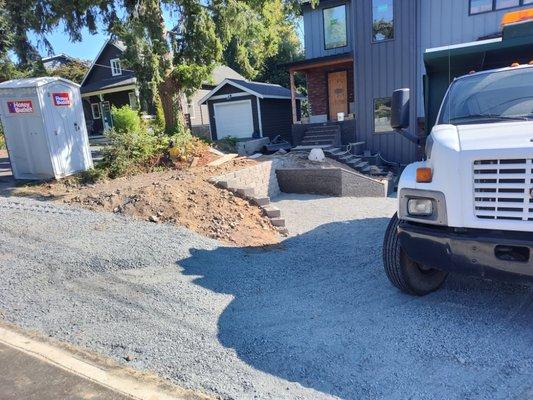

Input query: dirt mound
[16,158,279,247]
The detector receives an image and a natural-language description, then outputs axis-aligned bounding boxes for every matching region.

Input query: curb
[0,326,212,400]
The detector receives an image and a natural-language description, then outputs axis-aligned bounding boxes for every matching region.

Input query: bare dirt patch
[14,157,280,247]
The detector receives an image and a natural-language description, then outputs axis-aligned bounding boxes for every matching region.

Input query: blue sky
[28,8,176,61]
[29,11,304,62]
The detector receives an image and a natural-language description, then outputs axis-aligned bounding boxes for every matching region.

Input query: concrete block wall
[214,160,281,198]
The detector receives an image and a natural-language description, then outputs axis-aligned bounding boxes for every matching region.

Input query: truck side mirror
[391,88,410,130]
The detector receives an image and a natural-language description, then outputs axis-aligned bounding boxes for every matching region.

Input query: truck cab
[382,11,533,295]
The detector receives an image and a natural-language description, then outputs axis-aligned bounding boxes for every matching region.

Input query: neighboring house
[200,78,302,141]
[42,54,74,70]
[182,65,245,138]
[80,40,137,135]
[287,0,533,164]
[80,39,245,136]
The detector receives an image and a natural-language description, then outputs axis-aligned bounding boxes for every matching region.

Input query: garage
[200,78,302,142]
[213,100,254,139]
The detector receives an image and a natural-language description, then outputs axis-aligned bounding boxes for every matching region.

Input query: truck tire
[382,213,448,296]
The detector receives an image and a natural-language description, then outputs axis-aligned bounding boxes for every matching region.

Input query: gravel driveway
[0,195,532,400]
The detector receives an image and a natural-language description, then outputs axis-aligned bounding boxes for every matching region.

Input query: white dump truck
[383,12,533,295]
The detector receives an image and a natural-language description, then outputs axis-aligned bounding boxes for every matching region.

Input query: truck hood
[456,121,533,151]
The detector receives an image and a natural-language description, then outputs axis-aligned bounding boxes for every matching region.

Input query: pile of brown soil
[15,158,280,247]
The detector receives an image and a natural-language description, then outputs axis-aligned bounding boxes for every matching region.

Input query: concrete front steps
[294,124,341,150]
[325,147,389,176]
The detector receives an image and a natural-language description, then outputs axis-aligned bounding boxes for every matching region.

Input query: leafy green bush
[168,130,208,161]
[110,105,142,134]
[75,166,107,185]
[214,136,238,153]
[0,127,5,150]
[98,105,162,178]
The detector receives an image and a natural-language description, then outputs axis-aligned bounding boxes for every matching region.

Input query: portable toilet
[0,77,93,180]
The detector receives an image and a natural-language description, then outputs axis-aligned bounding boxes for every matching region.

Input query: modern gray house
[287,0,533,164]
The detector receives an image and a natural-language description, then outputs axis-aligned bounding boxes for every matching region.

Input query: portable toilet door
[0,86,55,179]
[42,81,93,177]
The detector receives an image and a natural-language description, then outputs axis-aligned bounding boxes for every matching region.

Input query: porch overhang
[284,53,353,73]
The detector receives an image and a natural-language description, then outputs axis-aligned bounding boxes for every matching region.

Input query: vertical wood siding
[416,0,532,115]
[353,0,418,164]
[303,0,353,59]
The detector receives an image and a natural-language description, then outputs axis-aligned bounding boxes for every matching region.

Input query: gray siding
[82,43,135,89]
[259,98,299,140]
[353,0,419,164]
[303,0,353,60]
[416,0,533,115]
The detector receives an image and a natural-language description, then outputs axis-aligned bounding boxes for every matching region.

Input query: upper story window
[323,5,347,50]
[110,58,122,76]
[470,0,532,15]
[372,0,394,42]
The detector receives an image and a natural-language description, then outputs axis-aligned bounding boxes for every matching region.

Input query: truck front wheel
[382,213,448,296]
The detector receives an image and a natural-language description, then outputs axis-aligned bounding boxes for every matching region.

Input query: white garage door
[214,100,254,139]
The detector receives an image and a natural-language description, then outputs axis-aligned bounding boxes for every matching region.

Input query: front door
[101,101,113,131]
[328,71,348,121]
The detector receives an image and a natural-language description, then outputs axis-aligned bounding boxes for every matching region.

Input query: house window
[470,0,529,14]
[374,97,392,133]
[110,58,122,76]
[372,0,394,42]
[91,103,101,119]
[128,92,138,110]
[323,5,347,50]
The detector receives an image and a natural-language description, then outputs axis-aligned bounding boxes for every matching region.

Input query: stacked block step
[294,124,341,150]
[208,178,287,235]
[324,147,388,176]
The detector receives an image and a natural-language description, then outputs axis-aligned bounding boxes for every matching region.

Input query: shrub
[75,166,107,185]
[214,136,238,153]
[0,122,5,150]
[103,127,162,178]
[110,105,142,134]
[168,130,208,161]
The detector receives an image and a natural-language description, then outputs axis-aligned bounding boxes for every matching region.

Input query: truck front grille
[473,159,533,221]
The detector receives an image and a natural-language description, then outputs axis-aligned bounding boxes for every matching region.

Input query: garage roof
[200,78,303,104]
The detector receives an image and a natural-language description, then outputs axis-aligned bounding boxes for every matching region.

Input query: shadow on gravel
[181,216,533,399]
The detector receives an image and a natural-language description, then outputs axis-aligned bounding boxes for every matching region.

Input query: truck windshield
[439,67,533,125]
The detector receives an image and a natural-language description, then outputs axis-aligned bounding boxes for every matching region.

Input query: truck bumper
[398,221,533,284]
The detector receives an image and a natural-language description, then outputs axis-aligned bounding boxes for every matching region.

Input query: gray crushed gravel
[0,195,532,400]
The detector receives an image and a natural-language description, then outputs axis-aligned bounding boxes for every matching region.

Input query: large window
[372,0,394,42]
[374,98,392,133]
[323,5,347,50]
[470,0,531,15]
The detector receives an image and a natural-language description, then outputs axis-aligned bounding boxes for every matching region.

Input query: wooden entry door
[328,71,348,121]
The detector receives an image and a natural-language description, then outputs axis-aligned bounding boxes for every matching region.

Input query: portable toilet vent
[0,77,93,180]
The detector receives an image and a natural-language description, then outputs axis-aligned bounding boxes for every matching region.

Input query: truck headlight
[407,198,433,216]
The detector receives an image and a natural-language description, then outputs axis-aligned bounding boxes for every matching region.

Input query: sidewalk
[0,326,210,400]
[0,342,129,400]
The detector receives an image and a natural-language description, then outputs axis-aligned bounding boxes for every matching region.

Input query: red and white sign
[7,100,34,114]
[52,92,71,106]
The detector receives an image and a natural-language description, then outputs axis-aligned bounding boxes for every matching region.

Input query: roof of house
[80,77,136,94]
[209,66,245,86]
[80,39,128,87]
[200,78,303,104]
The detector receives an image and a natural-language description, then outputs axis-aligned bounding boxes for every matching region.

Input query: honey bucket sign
[52,92,71,107]
[7,100,34,114]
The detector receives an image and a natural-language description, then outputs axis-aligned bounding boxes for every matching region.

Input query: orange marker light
[501,8,533,26]
[416,167,433,183]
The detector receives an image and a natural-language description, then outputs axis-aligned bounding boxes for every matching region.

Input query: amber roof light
[501,8,533,26]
